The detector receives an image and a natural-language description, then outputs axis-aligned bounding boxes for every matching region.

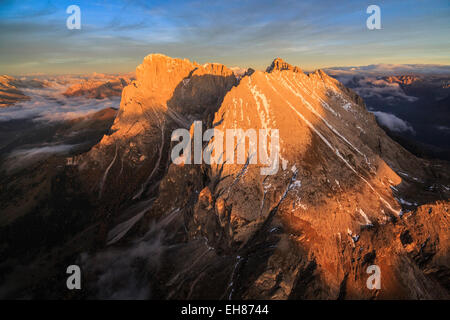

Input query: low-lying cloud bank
[372,111,415,134]
[324,64,450,107]
[346,77,419,103]
[8,143,76,159]
[0,76,122,122]
[0,75,125,172]
[3,143,79,171]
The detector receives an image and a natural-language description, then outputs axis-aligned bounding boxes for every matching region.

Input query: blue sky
[0,0,449,74]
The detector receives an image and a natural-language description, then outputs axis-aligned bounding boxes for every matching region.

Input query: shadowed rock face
[0,55,448,300]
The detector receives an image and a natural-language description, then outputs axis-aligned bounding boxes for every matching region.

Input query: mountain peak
[266,57,302,73]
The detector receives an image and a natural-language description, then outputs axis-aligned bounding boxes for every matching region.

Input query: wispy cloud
[372,111,415,134]
[3,143,78,171]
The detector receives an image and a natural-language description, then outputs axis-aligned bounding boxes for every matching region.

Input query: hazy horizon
[5,61,450,77]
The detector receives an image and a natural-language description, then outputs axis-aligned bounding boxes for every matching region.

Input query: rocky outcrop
[63,78,131,99]
[385,75,420,86]
[266,58,302,73]
[79,56,449,299]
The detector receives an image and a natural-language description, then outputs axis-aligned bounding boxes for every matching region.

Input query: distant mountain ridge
[326,63,450,75]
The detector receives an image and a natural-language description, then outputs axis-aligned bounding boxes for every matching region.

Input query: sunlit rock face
[0,55,448,300]
[76,54,237,207]
[75,55,449,300]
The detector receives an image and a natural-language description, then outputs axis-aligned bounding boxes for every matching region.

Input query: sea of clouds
[0,76,122,171]
[0,77,121,123]
[345,76,419,103]
[323,64,450,135]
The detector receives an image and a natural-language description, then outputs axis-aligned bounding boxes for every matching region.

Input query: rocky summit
[0,54,448,300]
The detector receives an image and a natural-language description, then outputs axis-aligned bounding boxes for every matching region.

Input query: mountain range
[0,55,448,299]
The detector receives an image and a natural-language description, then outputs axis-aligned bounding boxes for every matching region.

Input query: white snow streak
[265,75,401,216]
